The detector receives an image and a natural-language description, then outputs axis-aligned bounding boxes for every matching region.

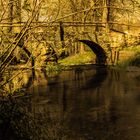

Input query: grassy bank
[117,45,140,69]
[59,51,96,66]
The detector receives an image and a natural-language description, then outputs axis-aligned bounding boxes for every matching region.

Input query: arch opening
[79,40,107,65]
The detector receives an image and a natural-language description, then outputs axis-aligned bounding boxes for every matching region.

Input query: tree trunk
[102,0,110,33]
[7,0,14,33]
[13,0,21,33]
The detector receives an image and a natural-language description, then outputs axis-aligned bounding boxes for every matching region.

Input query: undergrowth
[117,46,140,68]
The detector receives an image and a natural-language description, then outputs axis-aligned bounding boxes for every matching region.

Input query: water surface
[1,66,140,140]
[27,66,140,140]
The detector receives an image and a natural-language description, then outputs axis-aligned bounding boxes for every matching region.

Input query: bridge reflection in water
[1,66,140,140]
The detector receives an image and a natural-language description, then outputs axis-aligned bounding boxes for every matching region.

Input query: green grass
[117,45,140,68]
[129,52,140,67]
[59,51,96,66]
[123,45,140,52]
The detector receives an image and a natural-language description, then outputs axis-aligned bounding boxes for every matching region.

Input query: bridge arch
[79,40,107,65]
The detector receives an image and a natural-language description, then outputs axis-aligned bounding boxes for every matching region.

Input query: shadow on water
[61,66,108,113]
[83,66,108,89]
[0,66,140,140]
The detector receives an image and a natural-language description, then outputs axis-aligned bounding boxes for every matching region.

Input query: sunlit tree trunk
[6,0,22,33]
[7,0,14,33]
[102,0,110,33]
[13,0,21,33]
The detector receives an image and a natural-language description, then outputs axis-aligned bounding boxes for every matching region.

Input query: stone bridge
[1,22,140,66]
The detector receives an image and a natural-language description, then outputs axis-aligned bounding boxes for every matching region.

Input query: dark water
[1,66,140,140]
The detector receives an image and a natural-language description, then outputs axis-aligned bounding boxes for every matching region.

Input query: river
[0,65,140,140]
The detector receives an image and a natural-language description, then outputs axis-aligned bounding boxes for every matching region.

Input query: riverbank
[117,45,140,69]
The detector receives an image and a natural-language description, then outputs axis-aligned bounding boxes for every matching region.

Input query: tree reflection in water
[0,66,140,140]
